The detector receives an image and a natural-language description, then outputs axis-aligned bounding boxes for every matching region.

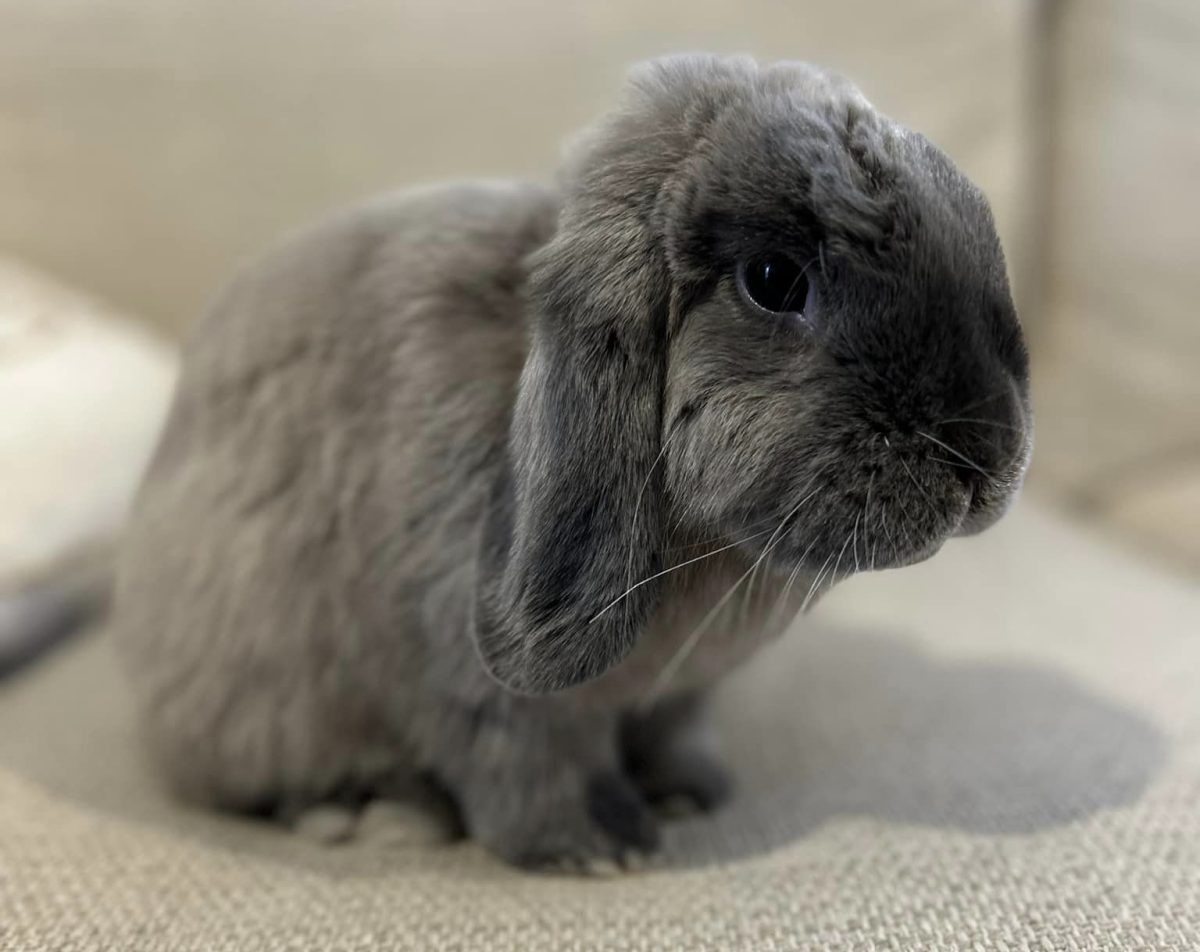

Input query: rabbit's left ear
[472,198,672,694]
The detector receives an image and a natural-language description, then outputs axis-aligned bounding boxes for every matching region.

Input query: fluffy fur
[113,55,1031,870]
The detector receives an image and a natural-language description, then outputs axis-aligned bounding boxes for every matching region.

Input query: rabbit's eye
[737,255,810,316]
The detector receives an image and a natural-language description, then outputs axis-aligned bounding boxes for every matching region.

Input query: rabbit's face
[659,92,1031,576]
[474,57,1032,694]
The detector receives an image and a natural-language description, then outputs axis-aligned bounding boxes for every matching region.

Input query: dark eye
[737,254,810,316]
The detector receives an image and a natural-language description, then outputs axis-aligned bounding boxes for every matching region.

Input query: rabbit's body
[115,56,1031,869]
[116,182,795,864]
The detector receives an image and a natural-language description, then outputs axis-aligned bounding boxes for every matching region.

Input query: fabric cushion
[1,501,1197,950]
[0,257,174,582]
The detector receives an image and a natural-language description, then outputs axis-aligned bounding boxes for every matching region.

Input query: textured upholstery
[2,504,1196,950]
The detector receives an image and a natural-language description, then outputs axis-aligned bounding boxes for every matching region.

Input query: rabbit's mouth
[837,388,1032,574]
[761,412,1031,581]
[770,481,970,578]
[955,418,1034,538]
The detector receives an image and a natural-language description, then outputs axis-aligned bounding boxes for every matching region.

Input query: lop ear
[469,67,706,693]
[472,206,672,694]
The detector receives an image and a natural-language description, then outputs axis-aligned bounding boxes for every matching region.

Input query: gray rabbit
[109,55,1032,870]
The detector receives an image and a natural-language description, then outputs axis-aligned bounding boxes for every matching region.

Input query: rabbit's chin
[768,486,974,578]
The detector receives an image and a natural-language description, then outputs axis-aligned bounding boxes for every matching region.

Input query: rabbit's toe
[487,771,659,874]
[632,745,733,815]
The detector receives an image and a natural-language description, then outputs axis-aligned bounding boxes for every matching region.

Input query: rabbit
[110,54,1032,871]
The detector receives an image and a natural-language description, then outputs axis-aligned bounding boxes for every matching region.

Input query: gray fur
[111,55,1031,870]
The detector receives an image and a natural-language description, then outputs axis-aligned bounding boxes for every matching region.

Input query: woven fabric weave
[1,504,1197,951]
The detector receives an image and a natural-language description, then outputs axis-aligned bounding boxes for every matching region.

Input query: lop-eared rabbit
[111,56,1032,870]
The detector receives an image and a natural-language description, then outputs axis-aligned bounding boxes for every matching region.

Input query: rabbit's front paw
[485,771,660,874]
[631,745,732,817]
[622,694,732,816]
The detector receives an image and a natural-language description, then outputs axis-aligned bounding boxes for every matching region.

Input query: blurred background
[1,0,1197,582]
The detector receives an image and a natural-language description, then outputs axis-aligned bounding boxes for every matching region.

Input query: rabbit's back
[112,181,559,808]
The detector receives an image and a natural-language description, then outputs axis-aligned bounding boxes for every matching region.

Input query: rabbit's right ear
[469,58,735,694]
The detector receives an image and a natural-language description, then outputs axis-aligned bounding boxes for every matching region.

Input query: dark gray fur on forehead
[555,54,1002,289]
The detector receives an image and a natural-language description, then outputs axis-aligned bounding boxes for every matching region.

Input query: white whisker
[953,386,1014,417]
[928,455,979,471]
[876,495,897,563]
[767,562,805,635]
[668,511,790,552]
[851,510,862,574]
[768,534,819,633]
[591,524,774,623]
[624,430,676,597]
[740,480,818,630]
[863,472,877,572]
[896,453,933,505]
[739,542,766,632]
[936,416,1022,433]
[806,527,854,612]
[830,530,852,588]
[916,430,996,483]
[800,553,835,614]
[780,253,820,312]
[640,488,818,707]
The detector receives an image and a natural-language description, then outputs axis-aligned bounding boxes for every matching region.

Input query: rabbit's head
[475,56,1031,694]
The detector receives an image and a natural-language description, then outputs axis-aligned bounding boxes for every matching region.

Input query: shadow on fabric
[0,624,1166,874]
[664,625,1167,867]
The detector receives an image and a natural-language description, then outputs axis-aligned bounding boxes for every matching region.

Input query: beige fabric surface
[1,502,1197,951]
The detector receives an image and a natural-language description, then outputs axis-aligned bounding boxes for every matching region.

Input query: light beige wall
[1034,0,1200,569]
[0,0,1030,335]
[5,0,1197,570]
